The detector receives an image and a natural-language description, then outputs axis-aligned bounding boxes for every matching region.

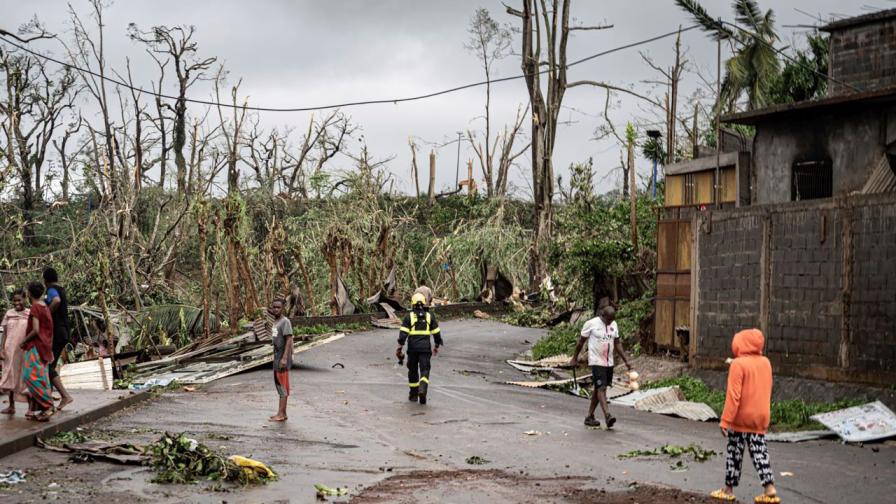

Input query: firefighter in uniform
[396,292,443,405]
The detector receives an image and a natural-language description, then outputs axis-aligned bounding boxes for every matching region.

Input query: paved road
[2,320,894,503]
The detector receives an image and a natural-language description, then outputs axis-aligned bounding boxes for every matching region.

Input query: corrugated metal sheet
[861,154,896,194]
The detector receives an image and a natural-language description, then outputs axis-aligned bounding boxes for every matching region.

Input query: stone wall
[692,193,896,386]
[828,15,896,95]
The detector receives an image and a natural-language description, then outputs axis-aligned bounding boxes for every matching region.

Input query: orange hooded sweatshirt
[720,329,773,434]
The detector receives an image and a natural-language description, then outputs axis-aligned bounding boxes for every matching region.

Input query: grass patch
[294,323,369,335]
[643,376,865,431]
[531,322,582,360]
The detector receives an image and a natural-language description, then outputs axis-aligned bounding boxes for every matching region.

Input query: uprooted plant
[147,432,276,485]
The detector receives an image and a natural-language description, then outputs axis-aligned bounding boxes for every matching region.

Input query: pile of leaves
[619,443,717,462]
[147,432,275,485]
[45,430,90,446]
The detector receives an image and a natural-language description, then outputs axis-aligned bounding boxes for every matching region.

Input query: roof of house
[821,8,896,32]
[721,85,896,125]
[665,152,741,176]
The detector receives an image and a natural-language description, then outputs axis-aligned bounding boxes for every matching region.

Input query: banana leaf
[132,305,219,350]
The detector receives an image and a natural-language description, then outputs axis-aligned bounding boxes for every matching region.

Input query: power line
[0,25,699,113]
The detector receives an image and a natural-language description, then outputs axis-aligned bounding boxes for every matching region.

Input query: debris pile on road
[126,331,344,387]
[37,431,276,486]
[810,401,896,443]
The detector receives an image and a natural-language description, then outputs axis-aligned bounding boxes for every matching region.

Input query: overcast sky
[2,0,875,196]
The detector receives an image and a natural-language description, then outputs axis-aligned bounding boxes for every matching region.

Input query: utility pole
[455,131,462,188]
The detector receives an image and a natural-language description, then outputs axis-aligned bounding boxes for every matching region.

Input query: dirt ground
[350,470,719,504]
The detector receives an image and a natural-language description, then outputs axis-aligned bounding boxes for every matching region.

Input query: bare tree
[129,24,216,195]
[465,8,512,197]
[281,111,354,198]
[506,0,574,288]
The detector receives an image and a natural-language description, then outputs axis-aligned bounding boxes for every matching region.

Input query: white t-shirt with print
[580,317,620,367]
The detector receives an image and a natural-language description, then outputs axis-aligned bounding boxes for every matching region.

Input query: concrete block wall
[693,194,896,385]
[829,16,896,94]
[850,204,896,373]
[765,210,843,369]
[695,214,762,357]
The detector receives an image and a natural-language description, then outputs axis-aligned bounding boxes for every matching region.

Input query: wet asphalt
[1,319,894,503]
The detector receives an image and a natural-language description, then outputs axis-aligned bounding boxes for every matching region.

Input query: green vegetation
[619,443,717,462]
[465,455,491,465]
[147,432,275,485]
[294,323,369,335]
[45,430,90,446]
[644,376,865,431]
[531,322,581,361]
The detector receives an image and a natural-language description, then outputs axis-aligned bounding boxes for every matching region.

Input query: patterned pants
[725,431,775,487]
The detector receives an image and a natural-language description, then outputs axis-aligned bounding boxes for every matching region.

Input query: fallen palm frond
[148,432,276,485]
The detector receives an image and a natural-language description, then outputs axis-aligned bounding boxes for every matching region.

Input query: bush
[531,322,583,360]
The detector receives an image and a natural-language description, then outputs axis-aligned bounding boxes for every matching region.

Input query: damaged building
[656,9,896,386]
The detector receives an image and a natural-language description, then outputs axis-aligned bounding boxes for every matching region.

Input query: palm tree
[675,0,780,111]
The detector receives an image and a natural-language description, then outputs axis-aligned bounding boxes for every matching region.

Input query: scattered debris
[0,470,26,485]
[780,471,794,477]
[183,385,198,392]
[524,430,543,436]
[811,401,896,443]
[331,363,345,369]
[766,430,837,443]
[473,310,491,319]
[59,357,114,391]
[314,483,349,498]
[38,438,145,465]
[129,332,344,386]
[147,432,276,485]
[465,456,490,465]
[610,386,717,422]
[229,455,276,481]
[619,443,717,463]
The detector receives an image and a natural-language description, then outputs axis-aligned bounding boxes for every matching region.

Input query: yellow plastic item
[411,293,427,306]
[229,455,276,479]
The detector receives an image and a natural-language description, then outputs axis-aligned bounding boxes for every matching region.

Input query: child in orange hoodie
[711,329,781,504]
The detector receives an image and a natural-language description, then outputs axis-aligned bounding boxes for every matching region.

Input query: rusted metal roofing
[821,8,896,32]
[722,85,896,125]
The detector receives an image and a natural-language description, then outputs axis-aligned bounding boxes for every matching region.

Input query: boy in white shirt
[569,306,632,428]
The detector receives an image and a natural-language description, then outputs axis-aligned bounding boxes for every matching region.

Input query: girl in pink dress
[0,290,29,414]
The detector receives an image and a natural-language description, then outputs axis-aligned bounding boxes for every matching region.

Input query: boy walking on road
[711,329,780,503]
[269,299,293,422]
[569,306,631,429]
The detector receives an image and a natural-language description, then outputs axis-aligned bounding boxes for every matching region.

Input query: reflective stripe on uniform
[409,382,420,388]
[400,327,410,333]
[408,313,435,336]
[420,377,429,384]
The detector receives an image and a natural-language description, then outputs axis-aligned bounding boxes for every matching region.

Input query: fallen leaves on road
[314,483,348,499]
[619,443,717,463]
[465,456,490,465]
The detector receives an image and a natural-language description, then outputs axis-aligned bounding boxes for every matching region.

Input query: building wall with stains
[750,106,894,205]
[691,193,896,386]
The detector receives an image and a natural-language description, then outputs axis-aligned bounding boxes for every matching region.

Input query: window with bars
[792,159,833,201]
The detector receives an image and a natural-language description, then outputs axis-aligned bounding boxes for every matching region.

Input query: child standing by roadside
[268,299,293,422]
[710,329,781,503]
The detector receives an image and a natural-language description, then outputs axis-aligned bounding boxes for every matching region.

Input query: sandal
[710,489,736,501]
[754,495,780,504]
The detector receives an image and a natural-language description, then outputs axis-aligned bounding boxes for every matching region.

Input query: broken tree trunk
[428,151,436,204]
